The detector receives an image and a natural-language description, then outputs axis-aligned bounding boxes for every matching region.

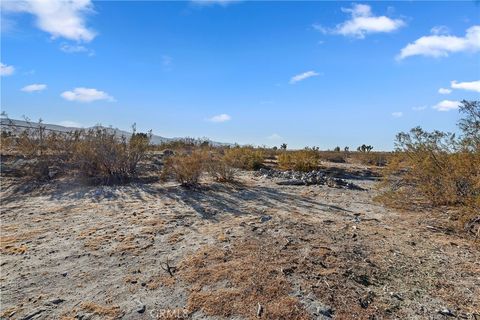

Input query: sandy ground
[1,166,479,319]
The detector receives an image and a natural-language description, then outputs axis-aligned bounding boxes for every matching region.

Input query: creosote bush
[1,117,151,185]
[278,149,320,172]
[74,127,150,184]
[161,151,207,187]
[206,157,236,182]
[381,100,479,229]
[223,147,265,170]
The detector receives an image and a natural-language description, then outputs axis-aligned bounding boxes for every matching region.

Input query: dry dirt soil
[1,164,479,319]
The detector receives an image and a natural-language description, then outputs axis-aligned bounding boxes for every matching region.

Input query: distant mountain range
[0,118,231,146]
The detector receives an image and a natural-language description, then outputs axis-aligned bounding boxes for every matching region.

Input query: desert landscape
[1,108,479,319]
[1,1,479,319]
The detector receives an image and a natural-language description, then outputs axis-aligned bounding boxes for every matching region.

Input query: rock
[438,308,455,317]
[61,272,67,277]
[276,179,306,186]
[161,149,174,157]
[50,298,65,305]
[259,215,272,223]
[136,304,146,314]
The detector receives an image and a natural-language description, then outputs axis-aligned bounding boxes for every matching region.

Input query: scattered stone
[61,272,67,277]
[21,308,45,320]
[50,298,65,305]
[256,168,364,190]
[136,303,146,314]
[259,215,272,223]
[438,308,455,317]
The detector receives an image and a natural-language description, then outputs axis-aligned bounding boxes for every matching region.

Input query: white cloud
[58,120,82,127]
[432,100,460,112]
[451,80,480,93]
[60,43,94,56]
[267,133,282,140]
[21,83,47,92]
[290,71,320,84]
[430,25,450,35]
[314,4,405,39]
[61,87,114,103]
[208,114,231,123]
[391,112,403,118]
[412,105,427,111]
[1,0,96,42]
[397,25,480,60]
[438,88,452,95]
[0,62,15,76]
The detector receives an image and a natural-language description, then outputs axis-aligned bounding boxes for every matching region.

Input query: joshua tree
[334,146,341,152]
[280,143,287,150]
[357,144,373,152]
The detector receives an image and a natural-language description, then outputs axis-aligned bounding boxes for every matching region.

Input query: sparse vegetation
[223,146,265,170]
[381,100,480,230]
[161,150,207,187]
[278,148,320,171]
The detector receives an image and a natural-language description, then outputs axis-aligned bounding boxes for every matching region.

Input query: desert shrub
[381,100,479,228]
[318,151,346,163]
[355,152,389,166]
[162,151,207,187]
[206,156,236,182]
[73,127,150,184]
[223,147,264,170]
[278,149,320,172]
[1,117,78,180]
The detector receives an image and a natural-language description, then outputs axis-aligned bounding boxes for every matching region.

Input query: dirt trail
[1,169,478,319]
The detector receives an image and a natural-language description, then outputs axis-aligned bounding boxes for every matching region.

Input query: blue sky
[1,1,479,150]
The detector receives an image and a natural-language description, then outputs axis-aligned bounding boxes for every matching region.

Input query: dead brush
[205,155,236,182]
[72,126,150,184]
[161,150,207,187]
[277,149,320,172]
[179,237,309,319]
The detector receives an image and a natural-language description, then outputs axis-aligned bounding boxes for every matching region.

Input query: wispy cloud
[1,0,96,42]
[0,62,14,76]
[314,4,405,39]
[391,112,403,118]
[412,105,427,111]
[432,100,460,112]
[60,43,94,56]
[61,87,114,103]
[267,133,282,140]
[438,88,452,95]
[21,83,47,92]
[397,25,480,60]
[451,80,480,93]
[208,114,231,123]
[290,71,320,84]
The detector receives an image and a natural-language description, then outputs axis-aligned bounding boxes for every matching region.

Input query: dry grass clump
[317,150,346,163]
[223,147,265,170]
[381,100,480,231]
[353,152,390,166]
[179,238,309,319]
[278,149,320,172]
[161,150,207,187]
[79,302,121,319]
